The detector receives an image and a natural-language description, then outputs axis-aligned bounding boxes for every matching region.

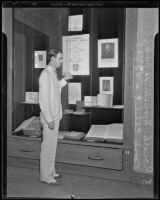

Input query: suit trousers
[40,119,59,182]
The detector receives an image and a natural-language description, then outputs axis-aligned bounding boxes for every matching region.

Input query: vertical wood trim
[2,8,13,137]
[90,8,98,96]
[123,8,138,170]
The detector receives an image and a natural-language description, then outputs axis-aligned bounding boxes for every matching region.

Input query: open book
[13,116,42,137]
[85,124,123,143]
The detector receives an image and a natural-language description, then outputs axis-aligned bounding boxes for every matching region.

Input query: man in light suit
[39,49,73,185]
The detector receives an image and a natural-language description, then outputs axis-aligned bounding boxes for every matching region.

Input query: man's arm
[59,72,73,88]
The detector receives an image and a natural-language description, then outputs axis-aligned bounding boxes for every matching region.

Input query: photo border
[98,38,118,68]
[99,77,114,94]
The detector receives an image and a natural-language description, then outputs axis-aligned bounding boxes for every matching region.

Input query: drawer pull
[88,154,104,160]
[20,149,33,152]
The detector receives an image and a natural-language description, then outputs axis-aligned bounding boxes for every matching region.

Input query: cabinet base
[7,156,132,182]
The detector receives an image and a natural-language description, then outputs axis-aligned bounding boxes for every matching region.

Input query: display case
[7,7,130,179]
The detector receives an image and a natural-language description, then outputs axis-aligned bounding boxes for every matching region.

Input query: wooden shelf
[10,135,42,141]
[58,138,123,149]
[10,134,122,148]
[63,112,91,116]
[84,105,124,109]
[21,102,39,105]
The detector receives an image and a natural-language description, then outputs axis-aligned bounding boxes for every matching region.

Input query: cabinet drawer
[56,143,122,170]
[8,139,41,159]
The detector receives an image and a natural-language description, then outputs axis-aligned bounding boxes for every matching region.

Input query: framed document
[68,83,81,104]
[62,34,90,75]
[25,92,39,104]
[34,51,47,68]
[68,15,83,31]
[98,38,118,68]
[99,77,114,94]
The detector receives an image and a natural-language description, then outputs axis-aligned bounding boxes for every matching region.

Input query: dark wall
[93,8,125,105]
[14,20,49,92]
[13,19,49,128]
[60,8,125,130]
[60,8,125,129]
[66,8,125,105]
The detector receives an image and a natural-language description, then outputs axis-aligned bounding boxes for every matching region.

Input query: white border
[34,51,47,68]
[99,77,114,94]
[98,38,118,68]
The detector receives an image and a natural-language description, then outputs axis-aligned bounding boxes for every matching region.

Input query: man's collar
[47,65,57,73]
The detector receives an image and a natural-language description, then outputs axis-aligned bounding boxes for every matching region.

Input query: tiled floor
[6,166,153,199]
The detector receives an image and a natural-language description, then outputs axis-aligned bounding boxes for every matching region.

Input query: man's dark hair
[47,49,62,64]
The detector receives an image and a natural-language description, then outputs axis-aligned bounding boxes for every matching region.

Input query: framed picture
[34,51,47,68]
[68,82,81,104]
[68,15,83,31]
[99,77,114,94]
[98,38,118,68]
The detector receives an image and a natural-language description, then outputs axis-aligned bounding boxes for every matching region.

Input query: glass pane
[12,7,124,144]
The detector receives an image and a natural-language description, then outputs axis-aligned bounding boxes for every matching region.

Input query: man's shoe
[48,180,60,185]
[54,173,62,179]
[40,179,60,185]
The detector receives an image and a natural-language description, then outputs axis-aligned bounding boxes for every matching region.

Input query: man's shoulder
[39,68,50,80]
[40,68,50,76]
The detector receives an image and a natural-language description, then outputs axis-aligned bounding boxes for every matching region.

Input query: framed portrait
[34,51,47,68]
[99,77,114,94]
[98,38,118,68]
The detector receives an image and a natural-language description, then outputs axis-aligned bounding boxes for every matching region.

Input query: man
[39,49,73,185]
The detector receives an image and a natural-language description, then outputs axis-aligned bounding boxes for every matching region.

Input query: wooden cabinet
[8,137,41,159]
[8,137,123,171]
[56,142,122,170]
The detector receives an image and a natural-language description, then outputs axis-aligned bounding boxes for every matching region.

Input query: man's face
[55,53,63,68]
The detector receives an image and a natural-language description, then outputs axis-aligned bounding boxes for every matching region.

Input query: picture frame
[98,38,118,68]
[99,77,114,94]
[68,15,83,31]
[34,51,47,68]
[68,82,81,104]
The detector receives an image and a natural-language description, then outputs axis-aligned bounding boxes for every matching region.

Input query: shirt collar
[47,65,57,73]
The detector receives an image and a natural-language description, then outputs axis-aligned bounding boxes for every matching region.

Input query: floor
[6,165,154,199]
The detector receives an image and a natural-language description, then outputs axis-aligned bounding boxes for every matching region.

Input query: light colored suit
[39,65,67,183]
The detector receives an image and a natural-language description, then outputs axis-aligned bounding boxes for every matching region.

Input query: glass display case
[9,7,126,173]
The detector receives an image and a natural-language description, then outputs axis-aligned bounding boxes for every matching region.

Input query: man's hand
[48,121,55,130]
[63,72,73,81]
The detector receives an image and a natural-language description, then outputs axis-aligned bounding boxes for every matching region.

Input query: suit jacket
[39,65,67,124]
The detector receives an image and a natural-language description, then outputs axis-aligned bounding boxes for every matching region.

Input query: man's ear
[51,56,55,61]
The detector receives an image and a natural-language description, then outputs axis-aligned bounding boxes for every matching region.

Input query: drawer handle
[20,149,33,152]
[88,154,104,160]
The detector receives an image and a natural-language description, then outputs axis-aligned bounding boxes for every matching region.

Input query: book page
[85,125,108,139]
[13,116,36,132]
[105,123,123,140]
